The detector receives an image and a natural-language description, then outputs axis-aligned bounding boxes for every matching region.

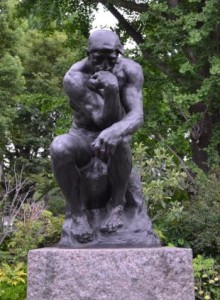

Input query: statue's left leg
[100,141,132,233]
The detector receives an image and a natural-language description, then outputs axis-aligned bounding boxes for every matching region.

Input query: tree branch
[98,0,149,13]
[157,134,195,183]
[106,4,173,76]
[106,3,144,44]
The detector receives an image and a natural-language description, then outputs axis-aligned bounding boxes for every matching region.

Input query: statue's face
[89,50,118,73]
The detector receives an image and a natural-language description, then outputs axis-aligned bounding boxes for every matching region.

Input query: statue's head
[87,30,124,73]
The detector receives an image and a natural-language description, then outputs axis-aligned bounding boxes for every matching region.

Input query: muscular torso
[66,58,129,132]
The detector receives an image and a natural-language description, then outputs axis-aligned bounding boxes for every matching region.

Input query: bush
[132,142,220,299]
[132,142,191,247]
[193,255,220,300]
[47,190,66,216]
[1,202,64,263]
[183,169,220,256]
[6,209,64,262]
[0,283,26,300]
[132,143,187,211]
[132,142,220,255]
[0,262,26,300]
[0,203,64,299]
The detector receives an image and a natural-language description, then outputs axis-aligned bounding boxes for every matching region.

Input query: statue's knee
[116,141,131,155]
[113,141,132,166]
[50,136,72,164]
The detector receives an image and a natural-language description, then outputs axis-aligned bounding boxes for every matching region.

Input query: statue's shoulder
[120,57,142,73]
[64,58,90,86]
[117,57,143,84]
[65,58,89,76]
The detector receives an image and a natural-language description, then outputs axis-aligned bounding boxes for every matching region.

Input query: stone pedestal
[27,247,195,300]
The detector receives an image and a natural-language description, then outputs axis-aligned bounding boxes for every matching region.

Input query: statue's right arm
[63,61,105,126]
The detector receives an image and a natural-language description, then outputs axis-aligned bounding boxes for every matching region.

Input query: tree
[0,0,86,204]
[0,0,25,161]
[17,0,220,173]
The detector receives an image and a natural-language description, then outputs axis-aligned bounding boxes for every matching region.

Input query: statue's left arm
[92,60,144,156]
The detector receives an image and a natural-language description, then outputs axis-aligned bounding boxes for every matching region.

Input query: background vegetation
[0,0,219,299]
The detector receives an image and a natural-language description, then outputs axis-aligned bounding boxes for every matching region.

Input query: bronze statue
[50,30,160,247]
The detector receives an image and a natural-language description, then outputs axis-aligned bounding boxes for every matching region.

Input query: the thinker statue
[51,30,160,247]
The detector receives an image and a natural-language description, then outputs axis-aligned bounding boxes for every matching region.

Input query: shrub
[132,143,187,206]
[47,190,66,216]
[0,262,26,300]
[183,169,220,256]
[193,255,220,300]
[6,209,64,262]
[1,202,64,263]
[0,202,64,299]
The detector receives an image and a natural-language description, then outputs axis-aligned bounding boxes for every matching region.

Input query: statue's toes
[100,220,123,233]
[111,221,123,232]
[100,225,108,233]
[72,230,94,243]
[78,235,94,243]
[83,232,94,242]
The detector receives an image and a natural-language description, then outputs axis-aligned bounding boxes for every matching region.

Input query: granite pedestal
[27,247,195,300]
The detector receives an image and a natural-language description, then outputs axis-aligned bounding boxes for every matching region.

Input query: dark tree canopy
[17,0,220,172]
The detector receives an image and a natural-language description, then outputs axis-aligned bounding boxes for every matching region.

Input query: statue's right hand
[88,71,118,91]
[92,128,122,160]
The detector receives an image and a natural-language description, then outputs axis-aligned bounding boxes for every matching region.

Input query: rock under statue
[50,30,160,247]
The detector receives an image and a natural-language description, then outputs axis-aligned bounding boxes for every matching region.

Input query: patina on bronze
[50,30,160,247]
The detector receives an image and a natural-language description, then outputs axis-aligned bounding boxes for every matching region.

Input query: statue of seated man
[50,30,145,244]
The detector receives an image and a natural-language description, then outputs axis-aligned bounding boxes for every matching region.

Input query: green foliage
[133,142,220,298]
[5,27,75,170]
[17,0,94,38]
[132,142,191,248]
[0,262,26,300]
[0,1,25,155]
[0,52,25,154]
[0,282,26,300]
[0,0,21,56]
[132,142,220,255]
[132,142,187,210]
[0,0,84,204]
[0,262,26,285]
[183,169,220,256]
[193,255,220,300]
[5,207,64,262]
[1,201,64,261]
[129,0,220,173]
[46,189,66,216]
[151,168,220,254]
[0,53,25,96]
[0,202,64,299]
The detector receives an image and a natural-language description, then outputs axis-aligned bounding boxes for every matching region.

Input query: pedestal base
[27,247,195,300]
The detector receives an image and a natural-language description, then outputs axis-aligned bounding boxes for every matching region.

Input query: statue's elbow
[132,113,143,132]
[138,114,144,128]
[63,73,71,93]
[63,72,83,97]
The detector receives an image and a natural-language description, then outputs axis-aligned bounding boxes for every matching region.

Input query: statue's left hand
[92,128,122,160]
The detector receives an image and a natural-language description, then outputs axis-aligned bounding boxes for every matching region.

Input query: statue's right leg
[50,132,94,243]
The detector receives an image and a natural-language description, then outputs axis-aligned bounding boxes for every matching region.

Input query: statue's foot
[100,205,123,233]
[71,215,94,243]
